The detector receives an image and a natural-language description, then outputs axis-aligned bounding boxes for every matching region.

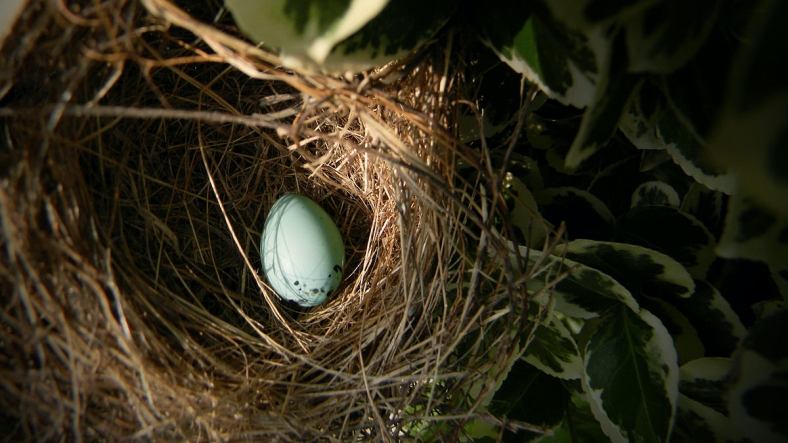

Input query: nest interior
[1,0,540,440]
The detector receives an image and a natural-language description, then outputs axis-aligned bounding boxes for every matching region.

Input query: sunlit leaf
[478,0,608,108]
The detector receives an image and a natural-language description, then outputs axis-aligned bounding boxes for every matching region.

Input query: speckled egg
[260,194,345,307]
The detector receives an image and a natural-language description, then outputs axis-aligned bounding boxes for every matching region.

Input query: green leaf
[708,0,788,218]
[668,280,746,358]
[631,181,680,208]
[716,194,788,269]
[679,357,732,415]
[522,317,583,380]
[728,309,788,443]
[564,239,695,300]
[672,394,743,443]
[617,205,717,279]
[658,107,736,195]
[533,188,616,241]
[621,0,720,73]
[487,359,568,441]
[583,305,679,443]
[523,247,640,319]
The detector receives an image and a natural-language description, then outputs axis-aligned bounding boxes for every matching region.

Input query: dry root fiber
[0,0,543,440]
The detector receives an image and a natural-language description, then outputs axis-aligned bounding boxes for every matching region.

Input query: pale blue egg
[260,194,345,307]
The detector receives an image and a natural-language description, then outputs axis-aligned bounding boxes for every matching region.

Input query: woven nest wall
[1,0,544,440]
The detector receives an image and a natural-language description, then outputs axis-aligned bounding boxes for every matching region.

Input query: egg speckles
[260,194,345,307]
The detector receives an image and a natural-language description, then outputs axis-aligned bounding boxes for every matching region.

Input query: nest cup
[1,0,534,440]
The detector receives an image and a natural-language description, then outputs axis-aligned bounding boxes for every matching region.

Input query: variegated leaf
[672,394,744,443]
[619,78,668,151]
[618,205,717,279]
[728,309,788,443]
[583,305,679,443]
[522,247,640,318]
[478,0,608,108]
[679,357,732,415]
[564,240,695,300]
[716,194,788,269]
[631,181,680,208]
[533,187,616,241]
[669,280,746,358]
[522,317,583,380]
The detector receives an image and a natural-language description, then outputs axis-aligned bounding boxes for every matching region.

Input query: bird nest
[0,0,553,440]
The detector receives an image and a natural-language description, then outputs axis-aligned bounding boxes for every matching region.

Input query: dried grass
[0,0,559,441]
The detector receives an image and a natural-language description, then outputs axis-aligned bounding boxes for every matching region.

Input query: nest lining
[0,0,545,441]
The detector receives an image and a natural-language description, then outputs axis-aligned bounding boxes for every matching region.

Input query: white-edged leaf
[564,31,638,169]
[618,205,717,279]
[631,181,680,208]
[225,0,389,68]
[658,107,737,195]
[583,305,679,443]
[540,395,609,443]
[620,78,669,150]
[672,394,744,443]
[486,359,568,441]
[522,317,583,380]
[225,0,454,73]
[753,299,788,321]
[680,182,724,233]
[479,1,608,108]
[328,0,455,73]
[565,239,695,300]
[708,0,788,217]
[728,309,788,443]
[669,280,746,358]
[642,297,704,365]
[679,357,732,415]
[523,247,640,319]
[533,187,616,240]
[716,193,788,269]
[505,174,552,248]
